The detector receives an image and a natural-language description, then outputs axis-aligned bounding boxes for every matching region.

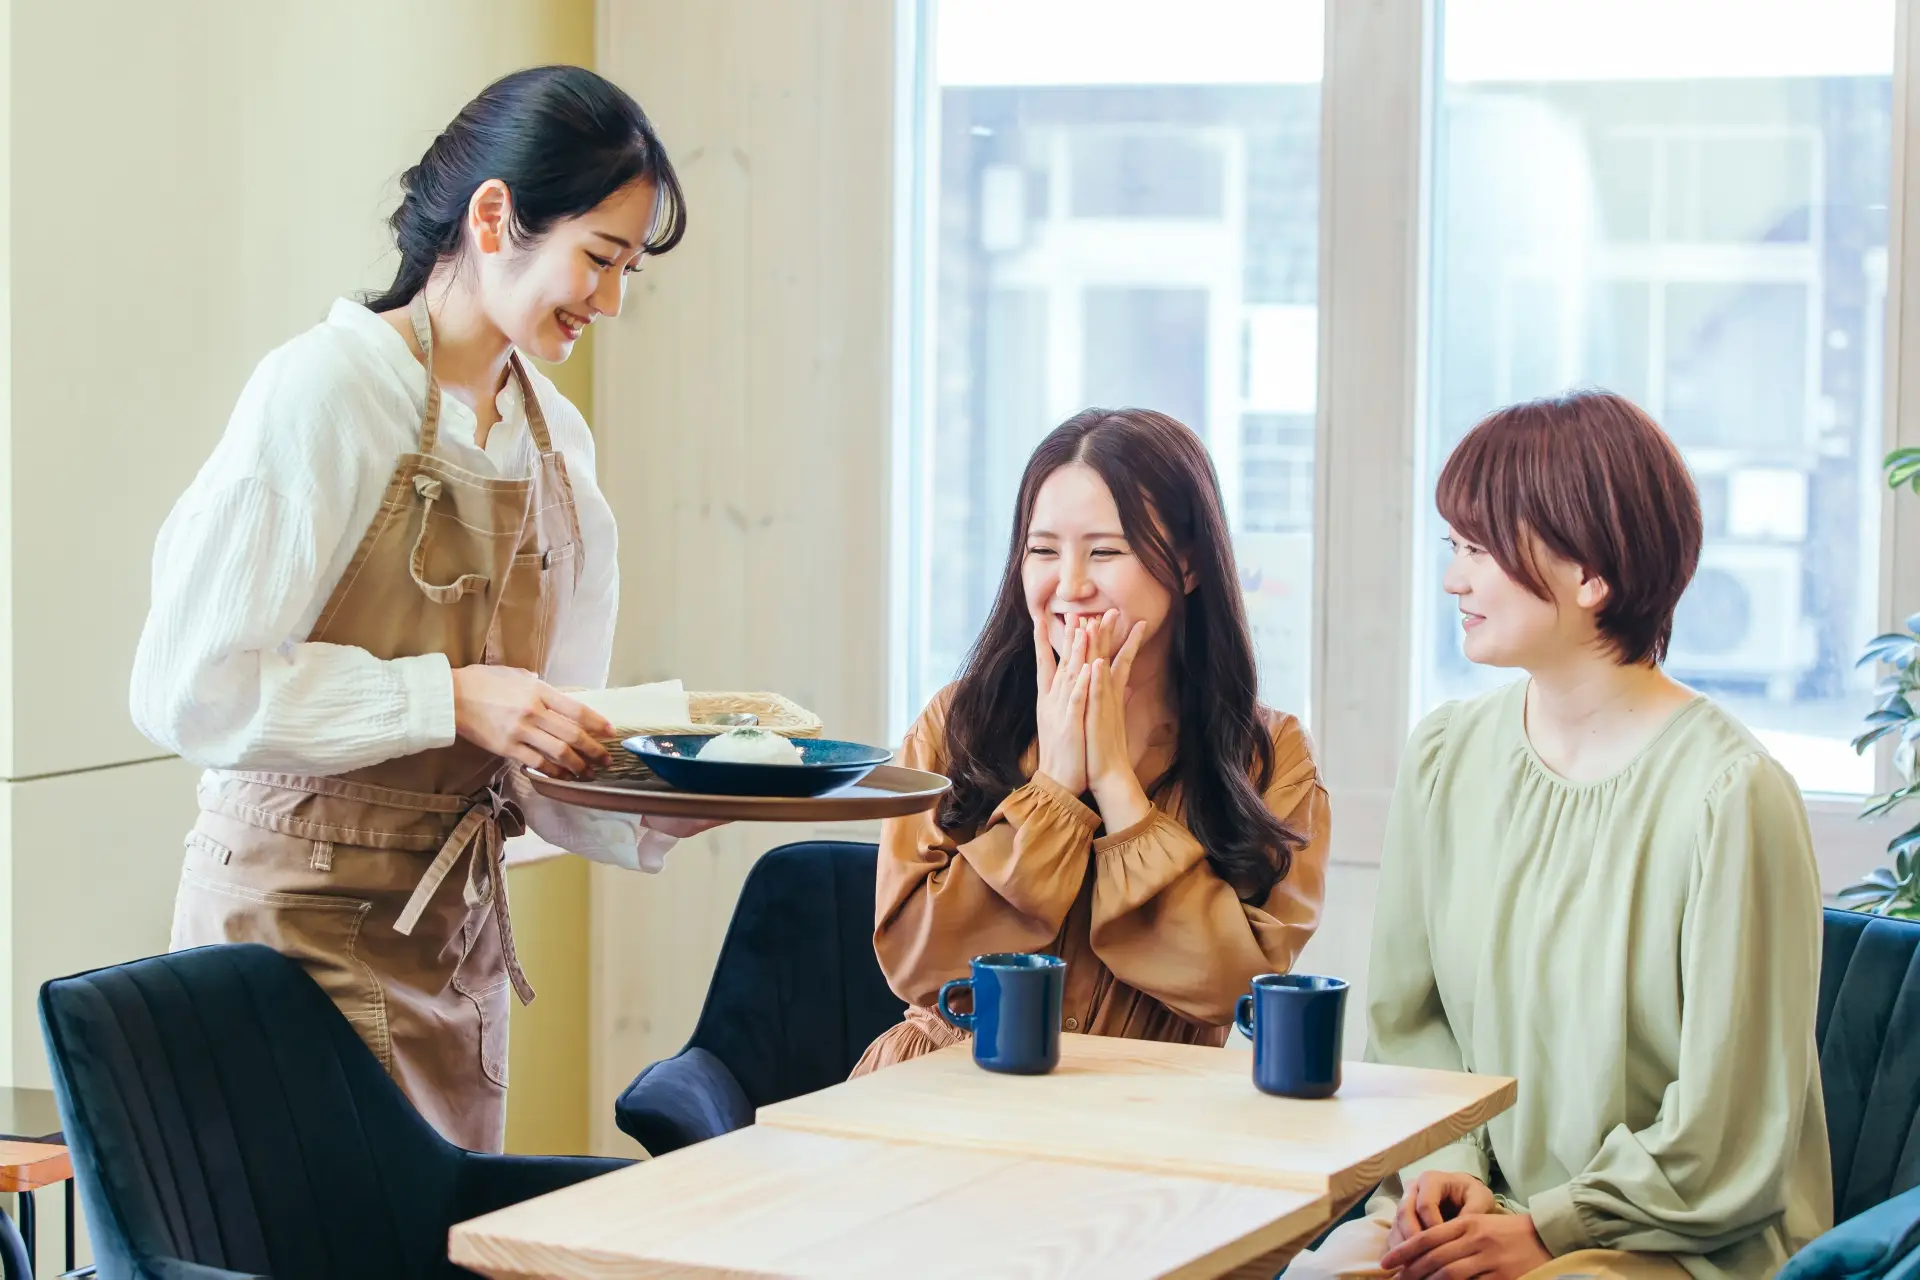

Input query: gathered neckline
[1508,680,1708,793]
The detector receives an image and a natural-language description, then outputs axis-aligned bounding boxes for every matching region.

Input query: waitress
[130,65,705,1152]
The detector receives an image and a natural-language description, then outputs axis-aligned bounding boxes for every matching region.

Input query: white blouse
[130,299,674,871]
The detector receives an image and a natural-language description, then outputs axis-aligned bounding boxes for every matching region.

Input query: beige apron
[170,294,583,1152]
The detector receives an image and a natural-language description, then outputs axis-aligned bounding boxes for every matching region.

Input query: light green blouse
[1368,680,1832,1279]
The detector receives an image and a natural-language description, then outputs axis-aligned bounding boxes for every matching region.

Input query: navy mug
[1235,973,1348,1098]
[936,953,1067,1074]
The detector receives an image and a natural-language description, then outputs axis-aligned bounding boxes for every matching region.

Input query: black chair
[1816,907,1920,1220]
[0,1212,27,1280]
[39,943,629,1280]
[615,841,905,1156]
[1777,909,1920,1277]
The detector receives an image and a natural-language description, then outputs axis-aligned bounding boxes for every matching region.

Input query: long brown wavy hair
[938,407,1299,903]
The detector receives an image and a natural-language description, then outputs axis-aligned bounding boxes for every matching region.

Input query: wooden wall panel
[591,0,895,1152]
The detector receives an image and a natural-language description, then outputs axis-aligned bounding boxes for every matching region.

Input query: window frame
[890,0,1919,894]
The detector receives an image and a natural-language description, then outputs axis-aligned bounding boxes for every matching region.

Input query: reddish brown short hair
[1435,390,1703,666]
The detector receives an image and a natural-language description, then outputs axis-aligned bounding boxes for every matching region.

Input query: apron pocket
[487,544,576,674]
[173,870,392,1070]
[454,974,510,1088]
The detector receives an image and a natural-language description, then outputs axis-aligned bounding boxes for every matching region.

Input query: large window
[1418,0,1895,796]
[898,0,1325,725]
[897,0,1915,864]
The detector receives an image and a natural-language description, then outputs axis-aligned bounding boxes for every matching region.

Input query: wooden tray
[522,764,951,823]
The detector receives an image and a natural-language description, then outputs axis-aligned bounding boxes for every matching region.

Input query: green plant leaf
[1859,634,1920,667]
[1889,446,1920,492]
[1837,885,1890,907]
[1863,631,1919,648]
[1900,847,1915,881]
[1865,783,1920,819]
[1889,821,1920,859]
[1856,725,1901,753]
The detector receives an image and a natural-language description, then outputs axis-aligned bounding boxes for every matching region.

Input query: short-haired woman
[1288,391,1830,1279]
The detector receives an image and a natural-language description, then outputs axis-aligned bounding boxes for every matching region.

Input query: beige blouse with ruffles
[853,690,1332,1074]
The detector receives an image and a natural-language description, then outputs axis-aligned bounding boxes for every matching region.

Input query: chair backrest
[1819,907,1920,1221]
[686,841,905,1107]
[39,944,471,1280]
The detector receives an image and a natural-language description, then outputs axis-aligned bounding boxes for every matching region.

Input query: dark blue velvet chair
[614,841,904,1156]
[39,943,629,1280]
[0,1214,26,1280]
[1779,909,1920,1278]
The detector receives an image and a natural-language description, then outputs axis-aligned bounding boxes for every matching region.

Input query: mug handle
[1235,993,1255,1040]
[937,977,976,1032]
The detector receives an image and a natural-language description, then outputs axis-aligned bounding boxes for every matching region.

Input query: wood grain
[758,1036,1516,1202]
[0,1140,71,1192]
[450,1126,1329,1279]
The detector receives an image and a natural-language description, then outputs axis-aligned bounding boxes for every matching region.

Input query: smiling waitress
[130,66,707,1152]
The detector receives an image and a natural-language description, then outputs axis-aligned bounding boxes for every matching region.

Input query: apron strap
[508,354,557,455]
[411,291,552,459]
[393,785,535,1005]
[407,292,445,457]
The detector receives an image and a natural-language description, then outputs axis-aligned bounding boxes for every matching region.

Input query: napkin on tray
[574,679,693,731]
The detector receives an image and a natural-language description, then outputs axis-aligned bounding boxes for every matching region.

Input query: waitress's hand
[640,816,728,839]
[452,665,614,778]
[1034,613,1092,795]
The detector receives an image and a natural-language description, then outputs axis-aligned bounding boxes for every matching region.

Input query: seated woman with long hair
[1288,391,1830,1280]
[853,407,1331,1074]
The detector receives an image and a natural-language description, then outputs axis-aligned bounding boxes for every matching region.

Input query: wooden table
[762,1034,1515,1205]
[454,1126,1331,1279]
[452,1036,1515,1278]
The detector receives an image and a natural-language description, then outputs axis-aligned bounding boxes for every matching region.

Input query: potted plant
[1841,446,1920,919]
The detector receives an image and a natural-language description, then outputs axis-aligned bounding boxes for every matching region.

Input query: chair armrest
[614,1047,754,1157]
[455,1152,633,1222]
[1780,1183,1920,1279]
[134,1260,266,1280]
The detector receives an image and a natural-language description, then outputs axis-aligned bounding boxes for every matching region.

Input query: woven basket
[595,690,824,780]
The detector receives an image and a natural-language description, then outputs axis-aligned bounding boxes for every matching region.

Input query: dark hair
[1436,389,1703,666]
[365,65,687,313]
[939,408,1300,903]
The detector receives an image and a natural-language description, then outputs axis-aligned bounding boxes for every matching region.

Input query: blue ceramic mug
[1235,973,1348,1098]
[936,953,1066,1074]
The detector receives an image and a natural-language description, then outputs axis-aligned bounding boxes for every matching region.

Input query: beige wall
[3,3,600,1218]
[588,0,898,1154]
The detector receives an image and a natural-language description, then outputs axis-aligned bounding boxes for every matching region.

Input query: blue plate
[622,735,894,798]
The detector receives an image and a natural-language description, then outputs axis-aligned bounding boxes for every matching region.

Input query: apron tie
[394,783,536,1005]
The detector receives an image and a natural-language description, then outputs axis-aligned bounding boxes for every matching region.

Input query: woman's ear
[467,179,512,256]
[1574,567,1612,612]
